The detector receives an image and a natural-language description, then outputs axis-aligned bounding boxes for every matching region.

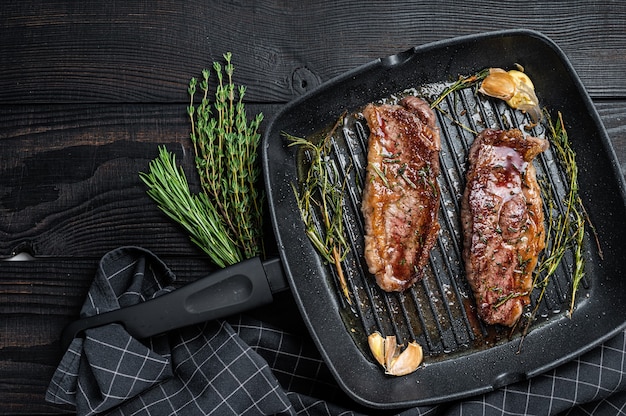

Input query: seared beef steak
[461,128,548,326]
[361,96,441,292]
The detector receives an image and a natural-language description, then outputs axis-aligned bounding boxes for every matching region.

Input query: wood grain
[0,103,282,258]
[0,256,216,415]
[1,0,625,413]
[596,101,626,177]
[1,100,623,259]
[1,0,625,103]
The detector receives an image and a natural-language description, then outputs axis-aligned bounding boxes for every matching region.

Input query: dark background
[1,1,625,414]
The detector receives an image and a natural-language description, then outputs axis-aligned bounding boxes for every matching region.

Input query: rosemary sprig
[141,53,264,266]
[139,147,241,268]
[285,118,351,303]
[430,68,490,109]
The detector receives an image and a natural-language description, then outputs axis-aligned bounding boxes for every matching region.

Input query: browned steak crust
[461,128,548,326]
[361,96,441,292]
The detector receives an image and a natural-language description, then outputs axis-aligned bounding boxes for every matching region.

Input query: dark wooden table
[1,1,625,414]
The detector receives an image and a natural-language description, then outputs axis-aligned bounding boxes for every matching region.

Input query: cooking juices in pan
[293,80,589,365]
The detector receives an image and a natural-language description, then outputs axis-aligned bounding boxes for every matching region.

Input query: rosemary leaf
[139,147,241,268]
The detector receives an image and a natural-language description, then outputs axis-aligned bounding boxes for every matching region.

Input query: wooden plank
[0,103,281,257]
[0,254,296,415]
[597,101,626,178]
[1,0,625,103]
[0,2,624,413]
[0,255,215,324]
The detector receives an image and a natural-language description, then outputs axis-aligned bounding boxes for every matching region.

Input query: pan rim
[262,28,626,409]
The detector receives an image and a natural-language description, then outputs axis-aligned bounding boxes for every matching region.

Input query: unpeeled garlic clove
[506,70,541,122]
[478,68,516,101]
[386,341,424,376]
[367,332,424,376]
[506,70,538,105]
[367,332,386,366]
[384,335,397,370]
[479,68,542,122]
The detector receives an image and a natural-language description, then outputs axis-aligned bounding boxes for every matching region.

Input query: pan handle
[60,257,286,350]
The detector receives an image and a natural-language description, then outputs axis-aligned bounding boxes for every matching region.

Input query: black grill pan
[263,29,626,408]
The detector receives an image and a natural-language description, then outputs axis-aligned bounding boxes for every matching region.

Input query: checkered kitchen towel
[232,314,626,416]
[47,246,626,415]
[46,247,292,416]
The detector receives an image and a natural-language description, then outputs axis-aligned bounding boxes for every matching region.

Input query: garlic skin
[367,332,386,366]
[387,341,423,376]
[479,68,516,101]
[384,335,398,370]
[479,68,541,122]
[367,332,424,376]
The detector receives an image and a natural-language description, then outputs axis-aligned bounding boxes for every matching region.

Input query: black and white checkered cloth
[47,247,626,415]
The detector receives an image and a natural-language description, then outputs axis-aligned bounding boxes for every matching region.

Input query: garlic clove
[386,341,424,376]
[505,70,541,122]
[479,67,541,122]
[367,332,386,366]
[368,332,424,376]
[507,69,535,91]
[384,335,398,370]
[506,71,538,107]
[478,68,516,101]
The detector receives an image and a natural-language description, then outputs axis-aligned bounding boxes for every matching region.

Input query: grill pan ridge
[304,86,586,362]
[263,29,626,408]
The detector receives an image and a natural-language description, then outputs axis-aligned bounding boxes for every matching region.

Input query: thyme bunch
[188,52,264,260]
[141,53,264,266]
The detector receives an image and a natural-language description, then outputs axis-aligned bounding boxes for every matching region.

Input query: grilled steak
[461,128,548,326]
[361,96,441,292]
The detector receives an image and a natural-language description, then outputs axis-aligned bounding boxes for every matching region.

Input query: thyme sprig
[428,69,490,135]
[141,53,264,266]
[285,118,351,303]
[188,52,265,260]
[541,111,587,316]
[523,110,589,332]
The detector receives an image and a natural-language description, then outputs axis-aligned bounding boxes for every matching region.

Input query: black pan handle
[60,257,287,350]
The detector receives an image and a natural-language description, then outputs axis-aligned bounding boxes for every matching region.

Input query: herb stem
[285,115,352,303]
[527,110,589,322]
[142,53,264,266]
[430,69,490,109]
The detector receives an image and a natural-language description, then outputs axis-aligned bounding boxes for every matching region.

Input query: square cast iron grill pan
[262,29,626,408]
